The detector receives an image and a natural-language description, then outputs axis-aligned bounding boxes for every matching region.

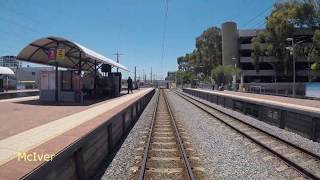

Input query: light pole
[286,37,296,97]
[286,38,305,97]
[232,57,237,91]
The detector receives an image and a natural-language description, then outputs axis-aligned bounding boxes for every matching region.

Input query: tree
[265,1,296,75]
[195,27,222,77]
[211,65,239,87]
[252,0,320,81]
[176,70,195,84]
[177,26,222,82]
[251,32,267,71]
[314,29,320,50]
[311,29,320,79]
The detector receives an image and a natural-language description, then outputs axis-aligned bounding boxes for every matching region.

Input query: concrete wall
[222,21,239,67]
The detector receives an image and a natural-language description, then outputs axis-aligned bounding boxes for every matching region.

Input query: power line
[0,1,41,40]
[0,27,32,41]
[0,48,15,54]
[0,34,21,46]
[248,11,268,27]
[242,4,273,28]
[252,20,266,29]
[231,0,256,22]
[2,2,42,26]
[160,0,169,79]
[0,16,40,35]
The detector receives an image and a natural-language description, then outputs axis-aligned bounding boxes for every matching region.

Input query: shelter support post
[6,76,8,91]
[78,52,82,103]
[55,41,60,103]
[78,52,82,75]
[94,60,97,97]
[55,62,58,102]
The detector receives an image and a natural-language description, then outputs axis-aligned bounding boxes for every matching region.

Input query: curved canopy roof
[17,37,128,71]
[0,67,14,75]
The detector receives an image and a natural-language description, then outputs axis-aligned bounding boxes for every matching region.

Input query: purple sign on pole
[48,48,56,60]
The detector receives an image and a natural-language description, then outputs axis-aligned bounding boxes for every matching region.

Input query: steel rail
[163,90,196,180]
[138,90,160,180]
[174,90,320,180]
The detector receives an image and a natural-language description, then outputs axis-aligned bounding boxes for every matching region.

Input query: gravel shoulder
[98,90,158,180]
[166,90,305,180]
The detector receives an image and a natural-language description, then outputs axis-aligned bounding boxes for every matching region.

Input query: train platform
[0,89,39,100]
[0,88,153,173]
[0,89,38,95]
[190,88,320,113]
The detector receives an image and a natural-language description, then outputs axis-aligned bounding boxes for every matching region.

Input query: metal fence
[244,83,306,97]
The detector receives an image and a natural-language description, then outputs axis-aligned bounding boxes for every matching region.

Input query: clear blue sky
[0,0,278,79]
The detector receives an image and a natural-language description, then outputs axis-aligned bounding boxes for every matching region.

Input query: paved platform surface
[0,96,94,140]
[190,88,320,113]
[0,88,152,167]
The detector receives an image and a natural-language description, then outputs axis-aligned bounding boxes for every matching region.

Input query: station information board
[48,48,65,62]
[48,48,56,60]
[56,48,65,61]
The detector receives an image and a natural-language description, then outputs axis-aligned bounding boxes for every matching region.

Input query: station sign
[56,48,65,61]
[48,48,56,60]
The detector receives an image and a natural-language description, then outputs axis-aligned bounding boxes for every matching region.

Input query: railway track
[174,90,320,180]
[131,89,205,180]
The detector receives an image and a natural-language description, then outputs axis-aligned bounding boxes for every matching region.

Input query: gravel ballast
[181,89,320,157]
[98,90,158,180]
[166,90,306,179]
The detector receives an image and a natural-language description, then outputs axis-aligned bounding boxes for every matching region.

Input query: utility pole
[151,67,152,84]
[292,41,296,97]
[134,66,137,82]
[142,69,145,82]
[286,37,303,97]
[113,50,123,72]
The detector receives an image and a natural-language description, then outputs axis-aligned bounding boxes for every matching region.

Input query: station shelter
[17,37,129,102]
[0,67,14,92]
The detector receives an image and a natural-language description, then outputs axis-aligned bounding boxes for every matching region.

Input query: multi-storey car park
[221,21,316,96]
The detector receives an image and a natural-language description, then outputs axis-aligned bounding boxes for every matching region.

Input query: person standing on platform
[127,76,133,94]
